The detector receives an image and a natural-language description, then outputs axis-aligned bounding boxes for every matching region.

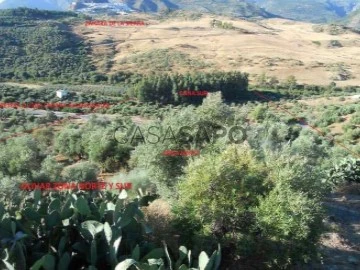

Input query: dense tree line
[0,8,80,24]
[130,71,249,104]
[0,71,249,107]
[254,73,360,97]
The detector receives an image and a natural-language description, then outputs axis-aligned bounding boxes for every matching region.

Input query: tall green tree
[55,126,84,160]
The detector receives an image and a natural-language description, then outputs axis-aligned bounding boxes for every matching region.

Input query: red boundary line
[0,98,140,143]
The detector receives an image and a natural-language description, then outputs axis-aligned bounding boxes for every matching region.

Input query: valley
[76,13,360,86]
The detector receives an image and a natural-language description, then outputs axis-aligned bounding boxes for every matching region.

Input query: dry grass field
[74,13,360,86]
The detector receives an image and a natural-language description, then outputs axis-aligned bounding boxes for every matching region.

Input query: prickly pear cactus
[0,190,221,270]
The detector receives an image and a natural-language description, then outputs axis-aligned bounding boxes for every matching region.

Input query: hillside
[1,0,360,24]
[348,8,360,29]
[0,8,95,82]
[250,0,360,23]
[76,13,360,86]
[76,0,274,18]
[0,0,271,18]
[121,0,178,12]
[0,8,359,86]
[166,0,273,18]
[0,0,72,10]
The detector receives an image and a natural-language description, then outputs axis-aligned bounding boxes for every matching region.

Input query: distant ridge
[249,0,360,23]
[122,0,275,18]
[169,0,274,18]
[0,0,72,10]
[0,0,359,26]
[347,8,360,29]
[121,0,179,13]
[0,0,275,19]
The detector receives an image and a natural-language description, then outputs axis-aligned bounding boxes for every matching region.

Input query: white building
[56,90,68,99]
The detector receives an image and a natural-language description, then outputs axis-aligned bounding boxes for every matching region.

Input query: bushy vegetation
[312,24,349,35]
[328,40,343,48]
[0,109,58,140]
[0,9,97,83]
[0,69,249,106]
[126,93,344,268]
[0,84,125,105]
[255,184,324,267]
[1,8,360,269]
[1,88,359,268]
[171,140,327,267]
[252,73,359,97]
[211,20,236,30]
[119,49,210,73]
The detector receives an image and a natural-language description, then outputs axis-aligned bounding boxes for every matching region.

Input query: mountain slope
[0,0,274,19]
[120,0,274,17]
[249,0,360,23]
[0,0,358,25]
[171,0,273,18]
[347,8,360,29]
[0,0,72,10]
[122,0,179,12]
[0,8,95,82]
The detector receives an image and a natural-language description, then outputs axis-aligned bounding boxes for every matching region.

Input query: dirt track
[315,194,360,269]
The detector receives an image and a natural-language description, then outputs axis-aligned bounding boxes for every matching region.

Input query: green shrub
[350,112,360,125]
[264,149,330,197]
[250,104,268,122]
[328,40,342,48]
[61,161,100,182]
[174,143,326,268]
[255,184,324,267]
[55,127,84,160]
[0,135,42,177]
[174,144,271,252]
[38,156,64,182]
[283,75,297,90]
[349,128,360,140]
[315,109,341,127]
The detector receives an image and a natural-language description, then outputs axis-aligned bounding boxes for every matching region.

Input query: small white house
[56,90,68,99]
